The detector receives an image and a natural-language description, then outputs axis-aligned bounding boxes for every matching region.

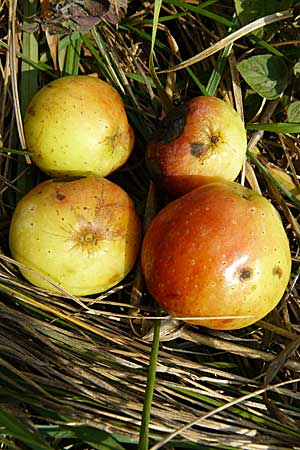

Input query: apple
[9,176,141,296]
[146,96,247,196]
[141,181,291,330]
[24,75,134,177]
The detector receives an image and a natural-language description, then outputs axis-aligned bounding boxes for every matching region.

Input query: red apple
[9,176,141,296]
[24,75,134,178]
[141,181,291,330]
[146,96,247,196]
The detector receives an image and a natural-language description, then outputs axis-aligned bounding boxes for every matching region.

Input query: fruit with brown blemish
[141,181,291,330]
[9,176,141,296]
[24,75,134,177]
[146,96,247,196]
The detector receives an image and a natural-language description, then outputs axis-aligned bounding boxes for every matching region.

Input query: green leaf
[294,61,300,77]
[287,101,300,123]
[67,424,126,450]
[234,0,293,38]
[237,54,288,99]
[0,409,52,450]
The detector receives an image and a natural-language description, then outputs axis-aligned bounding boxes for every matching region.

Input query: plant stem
[138,310,161,450]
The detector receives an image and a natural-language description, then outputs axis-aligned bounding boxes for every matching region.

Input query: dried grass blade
[160,10,292,73]
[8,0,26,151]
[150,378,300,450]
[181,329,300,372]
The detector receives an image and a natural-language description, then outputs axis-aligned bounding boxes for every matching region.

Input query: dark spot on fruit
[150,103,189,145]
[190,142,208,157]
[56,192,66,201]
[27,105,36,116]
[241,194,250,200]
[273,265,283,279]
[239,267,253,281]
[211,135,219,144]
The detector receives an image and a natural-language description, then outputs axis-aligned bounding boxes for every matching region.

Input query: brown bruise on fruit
[190,125,221,159]
[150,103,189,146]
[145,104,189,180]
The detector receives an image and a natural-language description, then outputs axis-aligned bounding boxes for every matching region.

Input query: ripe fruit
[141,181,291,330]
[24,76,134,177]
[146,96,247,196]
[9,176,141,296]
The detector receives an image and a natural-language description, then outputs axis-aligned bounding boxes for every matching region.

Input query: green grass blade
[149,0,172,111]
[138,311,162,450]
[91,27,123,90]
[247,149,300,209]
[20,0,39,115]
[163,0,234,26]
[206,44,233,96]
[247,122,300,133]
[63,424,127,450]
[61,33,82,76]
[0,409,53,450]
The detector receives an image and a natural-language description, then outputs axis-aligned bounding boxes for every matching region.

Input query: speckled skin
[24,76,134,177]
[9,177,141,296]
[141,182,291,330]
[146,96,247,197]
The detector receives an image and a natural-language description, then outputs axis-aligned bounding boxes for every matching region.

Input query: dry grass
[1,1,300,448]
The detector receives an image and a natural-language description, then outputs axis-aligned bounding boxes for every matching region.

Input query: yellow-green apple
[141,181,291,330]
[146,96,247,196]
[9,176,141,296]
[24,75,134,177]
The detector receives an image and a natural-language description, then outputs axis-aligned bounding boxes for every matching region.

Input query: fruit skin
[9,176,141,296]
[24,76,134,177]
[141,181,291,330]
[146,96,247,196]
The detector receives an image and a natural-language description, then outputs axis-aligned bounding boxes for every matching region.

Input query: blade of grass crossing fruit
[138,309,162,450]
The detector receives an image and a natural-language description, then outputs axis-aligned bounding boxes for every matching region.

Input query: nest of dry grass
[1,1,300,448]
